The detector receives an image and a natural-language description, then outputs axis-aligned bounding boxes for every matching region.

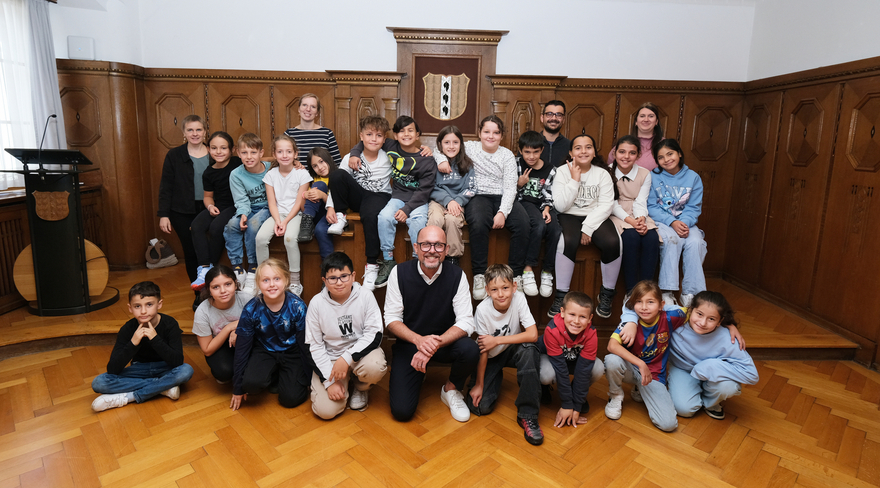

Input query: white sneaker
[440,386,470,422]
[243,272,257,296]
[605,392,624,420]
[631,385,643,403]
[472,274,487,300]
[521,271,538,296]
[349,388,369,411]
[327,213,347,235]
[288,283,303,297]
[234,269,247,289]
[539,271,554,298]
[362,263,379,291]
[680,293,694,308]
[662,292,678,307]
[160,386,180,400]
[513,275,525,295]
[92,393,129,412]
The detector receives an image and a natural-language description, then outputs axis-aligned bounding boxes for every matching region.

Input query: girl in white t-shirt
[193,265,253,383]
[255,134,313,296]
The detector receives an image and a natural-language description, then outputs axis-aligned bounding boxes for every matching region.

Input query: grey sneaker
[349,388,369,411]
[548,292,565,318]
[297,214,315,242]
[596,286,616,319]
[375,258,397,288]
[704,404,725,420]
[631,385,643,403]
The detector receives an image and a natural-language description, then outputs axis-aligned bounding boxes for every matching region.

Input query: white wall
[748,0,880,80]
[50,0,755,82]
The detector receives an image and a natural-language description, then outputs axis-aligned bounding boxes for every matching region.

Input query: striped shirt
[284,127,342,167]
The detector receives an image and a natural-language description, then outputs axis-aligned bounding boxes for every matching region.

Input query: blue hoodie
[647,164,703,228]
[669,324,759,386]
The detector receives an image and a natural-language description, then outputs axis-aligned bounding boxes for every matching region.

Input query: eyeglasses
[543,112,565,119]
[325,273,352,285]
[417,242,447,252]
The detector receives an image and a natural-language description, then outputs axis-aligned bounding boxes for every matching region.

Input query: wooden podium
[3,149,118,316]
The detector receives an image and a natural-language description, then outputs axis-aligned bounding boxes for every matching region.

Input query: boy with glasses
[305,252,387,418]
[540,100,571,168]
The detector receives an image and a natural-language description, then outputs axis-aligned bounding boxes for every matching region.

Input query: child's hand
[326,208,337,224]
[394,209,408,223]
[492,212,505,229]
[542,207,552,224]
[568,161,582,181]
[239,214,248,231]
[580,232,592,246]
[142,322,157,341]
[619,322,638,347]
[208,205,220,216]
[275,222,286,237]
[517,168,531,188]
[349,156,362,171]
[437,161,452,174]
[446,200,463,217]
[554,408,577,428]
[159,217,172,234]
[131,325,147,346]
[476,334,500,353]
[469,384,483,407]
[327,381,346,401]
[330,357,350,383]
[419,145,433,157]
[727,325,746,350]
[228,330,237,347]
[230,393,246,411]
[671,220,689,238]
[637,361,653,386]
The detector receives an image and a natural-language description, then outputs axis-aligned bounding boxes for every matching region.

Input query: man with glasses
[384,226,479,423]
[541,100,571,168]
[305,252,387,419]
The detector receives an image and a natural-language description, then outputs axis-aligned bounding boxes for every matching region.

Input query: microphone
[38,114,57,171]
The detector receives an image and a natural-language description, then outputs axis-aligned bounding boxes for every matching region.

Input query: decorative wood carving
[691,107,732,161]
[356,97,378,120]
[567,104,605,152]
[155,94,195,149]
[786,99,823,167]
[510,101,534,154]
[743,104,771,163]
[220,95,260,141]
[59,87,101,147]
[846,93,880,172]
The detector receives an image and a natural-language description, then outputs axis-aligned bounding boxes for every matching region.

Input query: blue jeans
[667,365,741,417]
[92,361,194,404]
[304,181,333,259]
[377,198,428,260]
[223,208,270,268]
[604,353,677,432]
[656,223,707,295]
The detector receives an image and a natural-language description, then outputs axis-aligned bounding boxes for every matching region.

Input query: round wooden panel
[13,240,109,301]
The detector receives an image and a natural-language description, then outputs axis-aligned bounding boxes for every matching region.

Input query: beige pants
[310,348,387,419]
[427,201,466,257]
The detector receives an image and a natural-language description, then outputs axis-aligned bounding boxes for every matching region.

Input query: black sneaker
[374,258,397,288]
[297,214,315,242]
[445,256,460,267]
[596,286,616,319]
[518,417,544,446]
[580,400,590,415]
[541,385,553,405]
[704,405,725,420]
[547,292,565,318]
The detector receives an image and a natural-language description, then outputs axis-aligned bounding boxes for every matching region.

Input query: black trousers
[168,203,205,281]
[204,342,235,383]
[241,347,309,408]
[328,170,391,264]
[464,195,530,275]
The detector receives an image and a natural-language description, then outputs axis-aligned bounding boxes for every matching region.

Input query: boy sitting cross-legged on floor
[91,281,194,412]
[305,252,388,419]
[468,264,544,446]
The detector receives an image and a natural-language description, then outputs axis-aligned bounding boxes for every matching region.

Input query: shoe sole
[596,309,612,319]
[146,256,178,269]
[704,408,725,420]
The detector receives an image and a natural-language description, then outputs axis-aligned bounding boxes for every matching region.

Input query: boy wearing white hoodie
[305,252,387,419]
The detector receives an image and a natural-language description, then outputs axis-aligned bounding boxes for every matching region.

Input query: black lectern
[3,149,118,316]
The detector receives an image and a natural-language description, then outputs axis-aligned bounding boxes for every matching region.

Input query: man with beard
[384,225,478,423]
[540,100,571,168]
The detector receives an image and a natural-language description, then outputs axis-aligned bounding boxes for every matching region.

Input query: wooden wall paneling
[616,92,682,144]
[723,91,784,284]
[487,76,566,152]
[811,76,880,351]
[271,82,336,140]
[759,83,842,308]
[327,72,404,153]
[143,78,207,265]
[205,82,273,147]
[0,204,29,313]
[678,93,744,273]
[554,89,620,161]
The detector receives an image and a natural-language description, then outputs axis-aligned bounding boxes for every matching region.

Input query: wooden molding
[746,55,880,93]
[387,27,508,45]
[560,78,744,94]
[326,71,406,85]
[488,75,567,90]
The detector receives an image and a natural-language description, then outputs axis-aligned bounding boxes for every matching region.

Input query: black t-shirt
[517,157,555,207]
[202,157,242,210]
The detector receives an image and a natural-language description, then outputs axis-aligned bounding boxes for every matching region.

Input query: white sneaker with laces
[243,272,257,296]
[539,271,554,297]
[327,213,347,235]
[521,271,538,296]
[235,269,247,289]
[605,392,624,420]
[472,274,487,300]
[92,393,130,412]
[513,275,525,295]
[288,283,303,297]
[161,386,180,400]
[662,292,678,307]
[680,293,694,308]
[362,263,380,291]
[440,386,470,422]
[349,388,369,411]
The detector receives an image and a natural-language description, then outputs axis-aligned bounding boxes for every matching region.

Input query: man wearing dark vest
[541,100,571,168]
[384,225,478,422]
